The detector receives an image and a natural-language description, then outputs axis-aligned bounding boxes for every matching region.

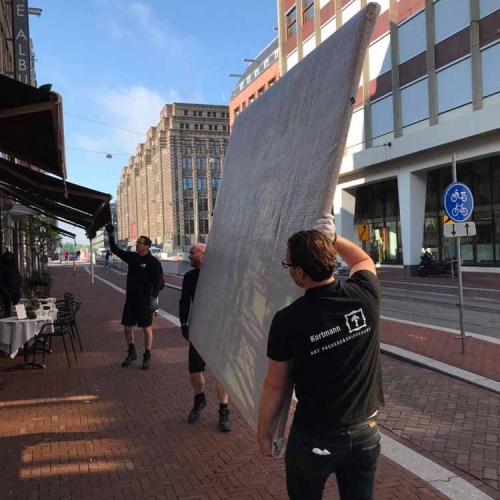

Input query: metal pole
[452,154,466,353]
[90,239,95,284]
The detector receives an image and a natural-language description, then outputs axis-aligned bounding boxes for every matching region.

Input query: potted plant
[24,269,53,298]
[25,296,40,320]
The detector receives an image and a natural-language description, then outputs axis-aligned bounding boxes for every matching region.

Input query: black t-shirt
[179,267,200,324]
[267,270,384,434]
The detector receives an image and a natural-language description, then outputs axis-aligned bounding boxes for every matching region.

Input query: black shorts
[188,343,206,374]
[121,299,153,328]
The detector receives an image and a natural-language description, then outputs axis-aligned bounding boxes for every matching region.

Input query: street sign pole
[452,154,466,353]
[90,239,95,285]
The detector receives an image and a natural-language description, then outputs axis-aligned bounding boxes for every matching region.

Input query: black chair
[34,313,78,367]
[56,296,83,352]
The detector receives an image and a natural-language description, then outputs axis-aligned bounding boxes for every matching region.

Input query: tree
[22,215,62,271]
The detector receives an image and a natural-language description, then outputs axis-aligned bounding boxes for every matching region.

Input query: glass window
[196,157,206,169]
[303,0,314,22]
[182,157,192,170]
[184,110,188,116]
[184,219,194,234]
[180,123,184,129]
[185,124,190,130]
[183,198,194,212]
[182,178,193,190]
[197,178,208,191]
[199,219,209,234]
[211,178,221,190]
[287,7,297,38]
[194,124,199,130]
[198,198,209,212]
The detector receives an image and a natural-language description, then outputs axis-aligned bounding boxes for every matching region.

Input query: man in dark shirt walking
[179,243,231,432]
[258,216,384,500]
[106,224,162,370]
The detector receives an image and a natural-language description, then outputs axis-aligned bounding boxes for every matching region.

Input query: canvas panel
[189,4,380,444]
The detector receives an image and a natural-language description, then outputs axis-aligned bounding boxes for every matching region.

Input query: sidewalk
[0,266,465,500]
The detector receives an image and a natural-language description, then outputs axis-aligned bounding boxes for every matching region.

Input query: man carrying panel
[180,243,232,432]
[258,216,384,500]
[106,224,162,371]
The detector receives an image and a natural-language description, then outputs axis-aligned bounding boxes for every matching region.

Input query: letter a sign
[12,0,32,85]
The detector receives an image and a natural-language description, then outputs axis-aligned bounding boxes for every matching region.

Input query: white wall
[434,0,470,43]
[401,78,429,126]
[303,35,317,58]
[482,42,500,97]
[369,33,391,79]
[321,18,336,40]
[398,10,426,63]
[346,108,365,149]
[286,50,299,71]
[437,58,472,113]
[342,0,360,24]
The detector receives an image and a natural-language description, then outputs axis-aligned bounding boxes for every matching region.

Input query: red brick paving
[0,265,454,499]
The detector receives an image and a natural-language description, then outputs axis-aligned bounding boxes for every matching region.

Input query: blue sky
[29,0,278,242]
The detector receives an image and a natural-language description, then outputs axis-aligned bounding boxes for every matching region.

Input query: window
[223,126,227,131]
[208,111,212,117]
[185,124,190,130]
[180,123,185,129]
[214,125,219,131]
[209,125,213,130]
[286,7,297,38]
[200,124,204,130]
[197,178,208,191]
[249,94,255,104]
[184,198,194,211]
[184,110,188,116]
[211,177,221,190]
[181,139,190,152]
[182,157,192,170]
[194,124,199,130]
[192,111,197,116]
[223,140,229,153]
[195,139,205,152]
[198,198,209,211]
[258,86,265,96]
[210,157,221,169]
[182,178,193,190]
[303,0,314,22]
[199,219,209,234]
[210,140,221,154]
[184,219,195,234]
[268,78,276,87]
[196,156,207,169]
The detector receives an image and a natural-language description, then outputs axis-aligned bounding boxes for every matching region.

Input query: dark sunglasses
[281,259,296,269]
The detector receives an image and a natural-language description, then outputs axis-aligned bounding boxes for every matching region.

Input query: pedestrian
[106,224,162,370]
[1,251,22,317]
[179,243,232,432]
[257,215,384,500]
[105,250,111,268]
[73,250,81,275]
[63,250,69,263]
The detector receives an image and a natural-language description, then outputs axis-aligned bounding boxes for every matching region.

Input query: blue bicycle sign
[444,182,474,223]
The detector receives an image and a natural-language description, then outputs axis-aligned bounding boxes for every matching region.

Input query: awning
[49,224,76,240]
[0,74,66,179]
[0,158,111,239]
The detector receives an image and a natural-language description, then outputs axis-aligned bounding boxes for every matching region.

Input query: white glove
[313,215,337,242]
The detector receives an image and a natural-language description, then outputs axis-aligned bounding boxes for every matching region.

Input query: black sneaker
[142,353,151,370]
[218,408,232,432]
[188,394,207,423]
[121,348,137,367]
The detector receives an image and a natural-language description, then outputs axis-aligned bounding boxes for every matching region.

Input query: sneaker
[188,394,207,423]
[142,353,151,370]
[218,408,232,432]
[121,348,137,367]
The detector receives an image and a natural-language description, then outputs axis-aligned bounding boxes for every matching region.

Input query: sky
[29,0,278,243]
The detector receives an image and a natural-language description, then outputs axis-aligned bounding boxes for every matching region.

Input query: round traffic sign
[444,182,474,222]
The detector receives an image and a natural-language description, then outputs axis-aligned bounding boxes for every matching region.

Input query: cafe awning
[49,224,76,240]
[0,74,66,179]
[0,158,111,239]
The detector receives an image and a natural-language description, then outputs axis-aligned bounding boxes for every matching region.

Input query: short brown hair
[139,236,152,248]
[287,230,337,281]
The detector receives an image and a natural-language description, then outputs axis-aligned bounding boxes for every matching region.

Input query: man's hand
[314,214,336,242]
[258,434,273,457]
[105,223,114,235]
[181,324,189,341]
[150,296,159,312]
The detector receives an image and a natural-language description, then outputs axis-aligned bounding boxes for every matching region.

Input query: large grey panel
[189,4,380,442]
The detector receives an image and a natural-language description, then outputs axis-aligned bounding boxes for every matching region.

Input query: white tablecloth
[0,317,52,358]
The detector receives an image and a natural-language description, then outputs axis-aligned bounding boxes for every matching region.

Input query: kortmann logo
[344,309,367,333]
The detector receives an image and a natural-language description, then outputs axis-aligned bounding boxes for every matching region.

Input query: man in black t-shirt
[257,216,384,500]
[106,224,162,371]
[179,243,232,432]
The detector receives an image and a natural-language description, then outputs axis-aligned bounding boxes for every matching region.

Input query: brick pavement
[0,265,456,500]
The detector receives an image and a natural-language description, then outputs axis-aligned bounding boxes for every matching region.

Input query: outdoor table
[0,314,54,371]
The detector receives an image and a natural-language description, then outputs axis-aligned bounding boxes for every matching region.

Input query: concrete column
[397,170,427,276]
[425,0,438,126]
[334,187,357,243]
[470,0,483,111]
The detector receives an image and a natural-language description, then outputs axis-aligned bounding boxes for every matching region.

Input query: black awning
[49,224,76,239]
[0,74,66,179]
[0,158,111,239]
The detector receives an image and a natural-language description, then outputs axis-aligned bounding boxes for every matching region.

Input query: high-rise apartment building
[117,103,230,250]
[271,0,500,272]
[0,0,14,78]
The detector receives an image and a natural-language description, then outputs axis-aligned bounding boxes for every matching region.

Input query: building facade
[0,0,14,78]
[274,0,500,272]
[117,103,230,251]
[229,38,280,126]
